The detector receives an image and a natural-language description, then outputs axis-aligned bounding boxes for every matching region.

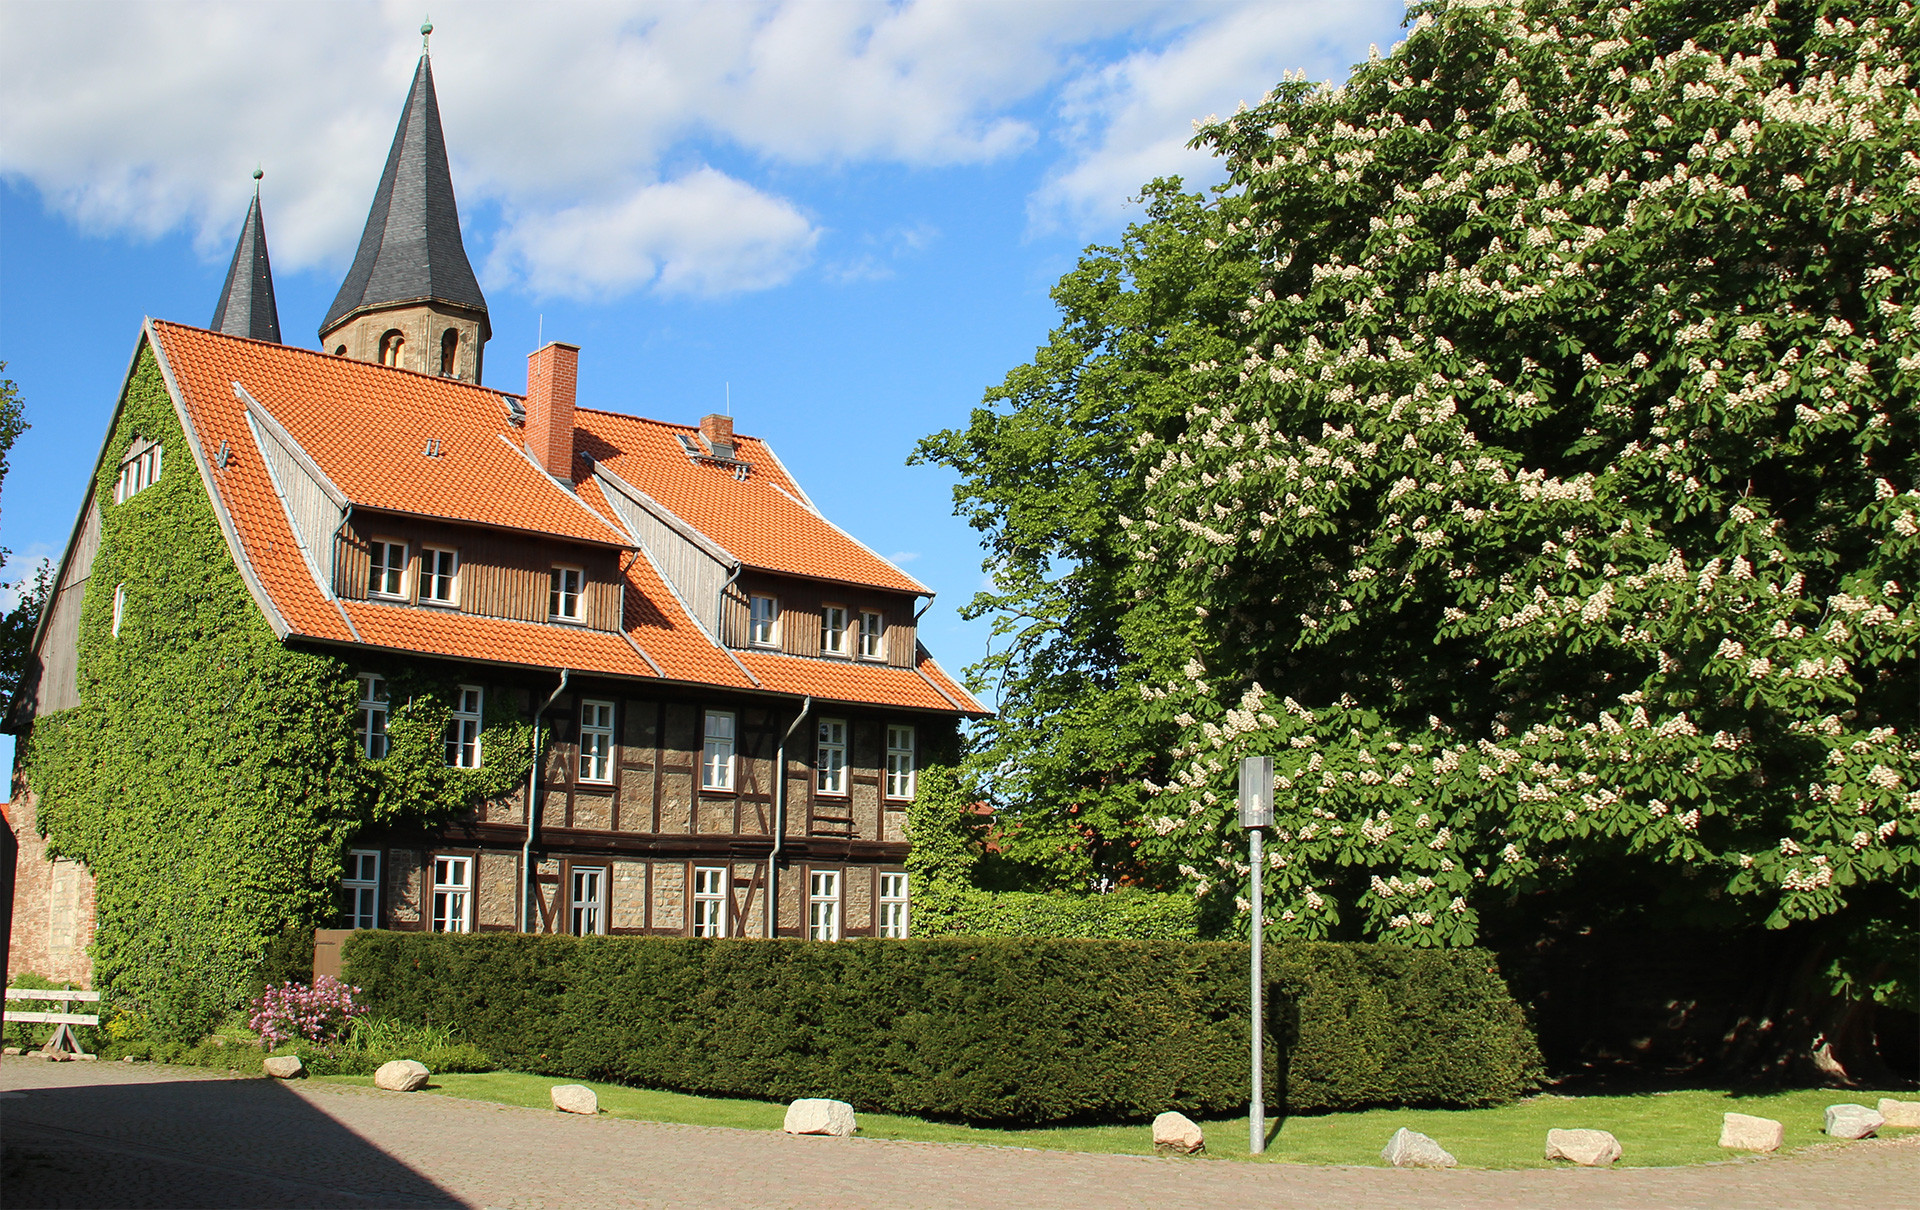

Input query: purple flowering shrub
[247,976,367,1048]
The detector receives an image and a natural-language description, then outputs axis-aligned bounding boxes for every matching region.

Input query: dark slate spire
[210,172,282,343]
[320,52,489,339]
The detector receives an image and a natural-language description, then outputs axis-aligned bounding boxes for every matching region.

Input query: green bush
[911,883,1199,941]
[344,932,1540,1122]
[279,1016,494,1076]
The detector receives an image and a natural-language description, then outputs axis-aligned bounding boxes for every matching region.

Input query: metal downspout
[520,668,570,933]
[769,695,811,938]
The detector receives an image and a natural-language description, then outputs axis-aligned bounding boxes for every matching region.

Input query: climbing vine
[24,344,529,1040]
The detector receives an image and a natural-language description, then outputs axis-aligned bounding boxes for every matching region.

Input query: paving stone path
[4,1059,1916,1209]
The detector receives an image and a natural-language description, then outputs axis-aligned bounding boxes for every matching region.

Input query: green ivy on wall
[24,344,531,1040]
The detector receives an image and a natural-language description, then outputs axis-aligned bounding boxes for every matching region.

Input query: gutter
[520,668,571,933]
[768,694,811,938]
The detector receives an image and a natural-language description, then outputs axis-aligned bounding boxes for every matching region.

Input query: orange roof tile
[576,409,928,594]
[154,322,627,547]
[143,320,979,719]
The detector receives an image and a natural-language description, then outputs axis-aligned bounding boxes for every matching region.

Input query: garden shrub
[344,931,1540,1122]
[910,883,1199,941]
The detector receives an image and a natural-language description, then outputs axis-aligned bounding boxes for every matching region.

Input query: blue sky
[1,0,1404,769]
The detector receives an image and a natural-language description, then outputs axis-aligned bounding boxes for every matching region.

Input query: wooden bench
[4,987,103,1057]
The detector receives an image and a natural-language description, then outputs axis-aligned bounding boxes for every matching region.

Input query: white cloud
[1032,0,1401,232]
[488,168,818,300]
[0,0,1400,298]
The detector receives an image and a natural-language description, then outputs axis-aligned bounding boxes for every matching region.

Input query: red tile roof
[576,409,928,594]
[144,321,983,716]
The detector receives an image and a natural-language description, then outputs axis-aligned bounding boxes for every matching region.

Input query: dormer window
[750,595,779,647]
[421,546,459,606]
[115,439,162,503]
[550,565,583,621]
[368,540,408,599]
[859,610,885,660]
[821,605,848,656]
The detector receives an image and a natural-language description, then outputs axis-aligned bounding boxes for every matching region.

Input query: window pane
[702,711,734,790]
[580,699,615,782]
[817,719,847,796]
[860,611,884,658]
[821,607,846,653]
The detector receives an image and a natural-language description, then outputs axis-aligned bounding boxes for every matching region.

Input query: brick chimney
[700,412,735,460]
[525,342,579,479]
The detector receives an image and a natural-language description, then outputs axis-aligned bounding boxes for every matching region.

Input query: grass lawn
[313,1072,1914,1168]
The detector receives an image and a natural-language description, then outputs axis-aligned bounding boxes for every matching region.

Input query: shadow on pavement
[1,1070,464,1208]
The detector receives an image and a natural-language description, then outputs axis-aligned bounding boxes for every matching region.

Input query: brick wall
[4,791,96,986]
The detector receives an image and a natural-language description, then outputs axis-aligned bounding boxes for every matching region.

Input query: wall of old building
[4,791,97,986]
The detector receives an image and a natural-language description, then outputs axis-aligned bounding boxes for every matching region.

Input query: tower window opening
[380,330,406,367]
[440,329,458,376]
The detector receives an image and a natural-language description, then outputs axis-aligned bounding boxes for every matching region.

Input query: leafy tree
[0,363,41,705]
[914,182,1250,888]
[928,0,1918,1067]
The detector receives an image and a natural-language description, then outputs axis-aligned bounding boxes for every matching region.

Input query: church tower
[210,169,282,344]
[320,25,489,382]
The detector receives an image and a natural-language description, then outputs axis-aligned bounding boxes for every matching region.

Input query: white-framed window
[816,718,847,796]
[808,870,841,941]
[859,610,885,660]
[431,855,471,933]
[339,849,380,930]
[702,709,735,791]
[820,605,848,656]
[115,440,162,503]
[749,595,780,647]
[692,866,728,938]
[445,685,483,768]
[421,546,458,605]
[112,583,126,638]
[550,565,583,621]
[570,866,606,936]
[885,724,916,800]
[368,539,408,599]
[356,673,390,758]
[579,698,615,783]
[878,872,909,939]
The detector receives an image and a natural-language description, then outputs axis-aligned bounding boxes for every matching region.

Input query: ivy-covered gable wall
[23,343,530,1039]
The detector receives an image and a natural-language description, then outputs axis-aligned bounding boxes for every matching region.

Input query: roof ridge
[152,320,515,399]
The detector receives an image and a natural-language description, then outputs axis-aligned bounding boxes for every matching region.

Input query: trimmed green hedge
[343,933,1540,1122]
[911,884,1200,940]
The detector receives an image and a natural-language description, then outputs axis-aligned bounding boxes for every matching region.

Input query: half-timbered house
[4,46,982,983]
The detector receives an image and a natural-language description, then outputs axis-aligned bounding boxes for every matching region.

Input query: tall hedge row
[343,933,1540,1122]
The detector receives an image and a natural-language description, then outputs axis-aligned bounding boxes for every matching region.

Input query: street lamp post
[1238,754,1274,1155]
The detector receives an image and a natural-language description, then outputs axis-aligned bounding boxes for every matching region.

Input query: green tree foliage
[925,0,1918,1007]
[914,183,1253,888]
[24,347,531,1038]
[0,361,44,701]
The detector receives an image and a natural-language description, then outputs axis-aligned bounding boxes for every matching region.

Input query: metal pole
[1250,825,1264,1155]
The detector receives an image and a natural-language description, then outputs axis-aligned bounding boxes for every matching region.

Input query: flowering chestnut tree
[928,0,1916,1011]
[1123,0,1916,983]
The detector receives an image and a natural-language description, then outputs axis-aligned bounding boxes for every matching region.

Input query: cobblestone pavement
[4,1059,1916,1209]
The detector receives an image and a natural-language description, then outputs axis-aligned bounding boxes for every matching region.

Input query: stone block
[1152,1111,1206,1155]
[262,1055,305,1079]
[1877,1098,1920,1128]
[373,1059,430,1092]
[784,1098,857,1136]
[1545,1128,1621,1166]
[1718,1112,1783,1152]
[1381,1127,1456,1167]
[1824,1104,1883,1139]
[551,1084,598,1115]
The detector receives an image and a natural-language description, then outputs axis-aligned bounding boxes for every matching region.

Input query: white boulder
[1152,1111,1206,1156]
[783,1098,857,1137]
[262,1055,305,1079]
[551,1084,598,1115]
[1545,1128,1621,1166]
[1877,1098,1920,1128]
[1718,1112,1783,1152]
[1824,1104,1883,1140]
[373,1059,431,1092]
[1381,1127,1456,1168]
